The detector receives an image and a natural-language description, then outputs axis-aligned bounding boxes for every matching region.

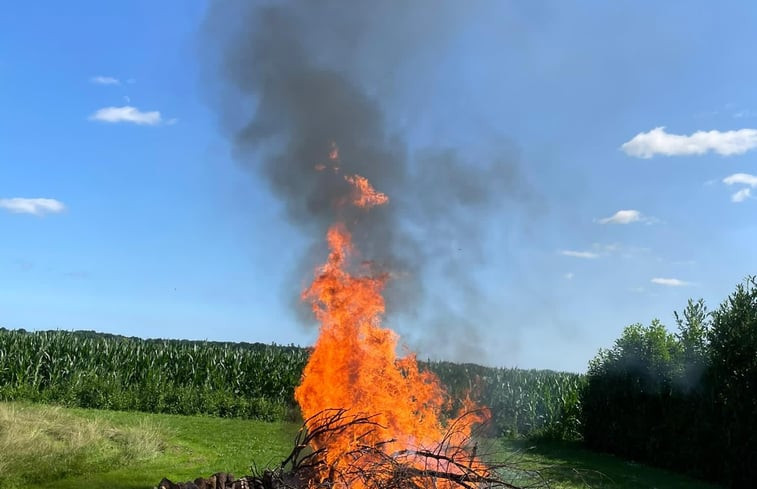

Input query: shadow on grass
[499,440,723,489]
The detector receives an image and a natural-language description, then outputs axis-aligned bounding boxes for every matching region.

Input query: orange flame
[295,156,488,488]
[345,174,389,208]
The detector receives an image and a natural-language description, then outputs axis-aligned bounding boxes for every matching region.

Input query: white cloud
[90,75,120,85]
[723,173,757,187]
[621,127,757,158]
[723,173,757,203]
[596,209,657,225]
[0,198,66,216]
[89,106,162,125]
[558,243,651,261]
[731,188,752,203]
[564,272,574,280]
[651,277,691,287]
[560,250,599,259]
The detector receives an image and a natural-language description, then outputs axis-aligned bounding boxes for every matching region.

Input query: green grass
[497,440,722,489]
[31,409,299,489]
[0,403,164,489]
[1,402,721,489]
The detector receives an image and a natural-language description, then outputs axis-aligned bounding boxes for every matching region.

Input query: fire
[294,148,489,489]
[344,174,389,208]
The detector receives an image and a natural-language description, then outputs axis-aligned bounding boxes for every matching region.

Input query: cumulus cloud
[596,209,657,225]
[90,75,120,85]
[89,106,162,125]
[651,277,691,287]
[0,198,66,216]
[560,250,599,259]
[622,127,757,158]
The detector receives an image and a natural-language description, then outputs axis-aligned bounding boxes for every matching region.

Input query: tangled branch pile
[158,409,546,489]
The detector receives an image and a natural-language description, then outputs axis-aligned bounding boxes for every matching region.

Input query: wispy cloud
[90,75,120,85]
[733,109,757,119]
[723,173,757,203]
[0,198,66,216]
[723,173,757,186]
[560,250,599,259]
[596,209,657,225]
[731,188,751,203]
[651,277,691,287]
[89,106,162,125]
[621,127,757,158]
[559,243,651,261]
[564,272,574,280]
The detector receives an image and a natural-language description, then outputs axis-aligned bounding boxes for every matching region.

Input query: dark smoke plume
[202,1,538,363]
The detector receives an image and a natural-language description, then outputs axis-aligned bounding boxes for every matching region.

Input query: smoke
[202,1,539,362]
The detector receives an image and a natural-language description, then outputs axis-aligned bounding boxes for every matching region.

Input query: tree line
[582,276,757,487]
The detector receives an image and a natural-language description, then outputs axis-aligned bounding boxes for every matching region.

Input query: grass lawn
[1,402,299,489]
[1,402,721,489]
[498,440,721,489]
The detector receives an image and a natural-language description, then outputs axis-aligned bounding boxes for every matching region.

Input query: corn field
[0,328,584,438]
[0,328,308,420]
[427,361,585,440]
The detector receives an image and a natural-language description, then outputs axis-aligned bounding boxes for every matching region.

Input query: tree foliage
[706,277,757,486]
[582,277,757,487]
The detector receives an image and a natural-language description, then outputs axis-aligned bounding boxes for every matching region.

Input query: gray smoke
[202,1,538,362]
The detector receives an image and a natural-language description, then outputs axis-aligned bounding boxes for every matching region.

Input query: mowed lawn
[0,402,721,489]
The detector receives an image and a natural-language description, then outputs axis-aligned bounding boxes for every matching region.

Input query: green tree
[706,276,757,486]
[673,298,710,389]
[582,320,684,462]
[674,298,710,359]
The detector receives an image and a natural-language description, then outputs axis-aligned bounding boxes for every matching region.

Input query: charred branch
[158,409,545,489]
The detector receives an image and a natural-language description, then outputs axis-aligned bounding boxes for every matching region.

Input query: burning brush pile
[158,154,539,489]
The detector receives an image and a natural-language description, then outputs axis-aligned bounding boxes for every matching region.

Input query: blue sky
[2,1,756,372]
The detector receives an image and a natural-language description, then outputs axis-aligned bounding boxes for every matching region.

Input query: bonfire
[158,146,536,489]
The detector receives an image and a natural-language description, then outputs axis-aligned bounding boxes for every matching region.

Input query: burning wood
[158,409,540,489]
[158,151,543,489]
[294,169,494,488]
[279,409,534,489]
